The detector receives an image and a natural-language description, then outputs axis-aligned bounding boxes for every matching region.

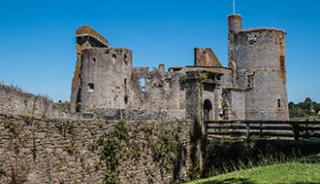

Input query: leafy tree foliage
[289,98,320,118]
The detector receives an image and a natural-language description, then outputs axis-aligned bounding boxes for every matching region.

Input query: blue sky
[0,0,319,102]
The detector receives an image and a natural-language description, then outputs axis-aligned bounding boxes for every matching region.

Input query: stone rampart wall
[0,84,72,119]
[0,113,192,184]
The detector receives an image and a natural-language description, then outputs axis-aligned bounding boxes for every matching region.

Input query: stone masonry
[71,14,289,121]
[0,114,192,184]
[0,13,290,184]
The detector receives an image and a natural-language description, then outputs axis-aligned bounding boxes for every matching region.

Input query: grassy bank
[188,157,320,184]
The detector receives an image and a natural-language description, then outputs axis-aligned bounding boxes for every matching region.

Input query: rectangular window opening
[247,75,254,88]
[280,56,285,71]
[88,83,94,92]
[124,96,128,104]
[277,99,281,108]
[139,78,146,92]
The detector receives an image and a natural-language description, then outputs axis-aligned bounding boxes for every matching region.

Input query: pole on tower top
[233,0,236,14]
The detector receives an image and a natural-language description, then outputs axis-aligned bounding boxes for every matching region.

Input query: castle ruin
[0,13,291,184]
[71,14,289,121]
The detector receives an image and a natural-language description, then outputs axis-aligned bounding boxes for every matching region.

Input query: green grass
[188,159,320,184]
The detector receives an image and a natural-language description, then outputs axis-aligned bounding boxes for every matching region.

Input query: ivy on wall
[95,120,183,184]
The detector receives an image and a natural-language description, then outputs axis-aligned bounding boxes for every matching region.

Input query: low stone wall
[0,114,193,184]
[86,108,186,121]
[0,84,72,119]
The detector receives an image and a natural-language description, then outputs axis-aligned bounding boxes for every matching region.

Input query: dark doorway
[204,99,213,121]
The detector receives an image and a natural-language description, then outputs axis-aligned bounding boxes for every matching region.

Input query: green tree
[288,98,320,118]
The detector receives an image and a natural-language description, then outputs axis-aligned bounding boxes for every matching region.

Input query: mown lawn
[188,160,320,184]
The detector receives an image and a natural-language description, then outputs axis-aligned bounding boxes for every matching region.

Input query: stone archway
[204,99,213,121]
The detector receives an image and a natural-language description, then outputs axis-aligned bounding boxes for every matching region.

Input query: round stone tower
[228,14,242,68]
[78,48,132,112]
[228,14,242,33]
[234,29,289,120]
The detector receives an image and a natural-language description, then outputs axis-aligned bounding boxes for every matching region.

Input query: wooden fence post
[246,121,250,140]
[259,121,263,138]
[305,121,309,139]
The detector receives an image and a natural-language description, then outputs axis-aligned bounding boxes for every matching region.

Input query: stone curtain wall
[130,67,186,113]
[0,114,192,184]
[0,84,71,119]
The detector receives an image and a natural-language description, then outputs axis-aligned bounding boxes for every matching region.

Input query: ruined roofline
[80,47,132,52]
[240,27,286,34]
[168,66,184,70]
[185,65,230,70]
[184,66,230,74]
[76,25,109,47]
[168,66,231,70]
[194,48,223,67]
[168,66,231,74]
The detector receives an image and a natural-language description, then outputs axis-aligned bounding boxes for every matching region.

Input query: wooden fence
[205,120,320,140]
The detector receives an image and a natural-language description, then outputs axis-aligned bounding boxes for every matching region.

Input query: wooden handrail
[205,120,320,141]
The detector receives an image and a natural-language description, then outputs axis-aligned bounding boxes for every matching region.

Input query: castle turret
[225,13,289,120]
[234,29,288,120]
[228,14,242,68]
[78,48,132,112]
[228,14,242,33]
[70,26,132,112]
[71,26,110,112]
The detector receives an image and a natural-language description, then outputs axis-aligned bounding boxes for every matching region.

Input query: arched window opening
[204,99,213,121]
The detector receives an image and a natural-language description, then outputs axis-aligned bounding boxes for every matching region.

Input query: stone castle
[71,14,289,121]
[0,13,291,184]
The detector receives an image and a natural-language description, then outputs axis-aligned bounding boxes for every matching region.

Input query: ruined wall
[130,67,186,118]
[78,48,132,112]
[0,84,71,119]
[235,29,289,120]
[70,57,82,113]
[223,89,246,120]
[0,114,193,184]
[194,48,222,67]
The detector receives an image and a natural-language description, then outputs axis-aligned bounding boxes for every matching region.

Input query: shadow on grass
[198,178,256,184]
